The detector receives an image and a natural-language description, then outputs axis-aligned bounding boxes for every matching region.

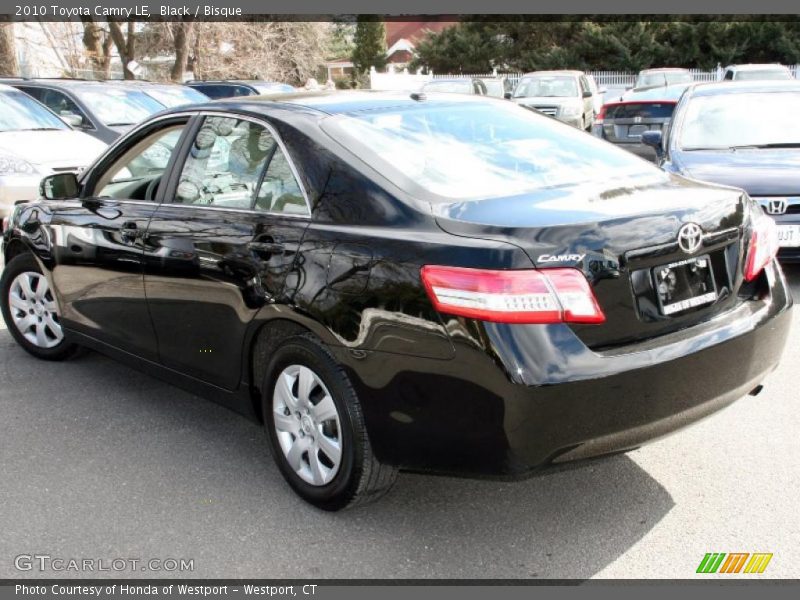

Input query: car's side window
[93,124,187,201]
[36,88,91,127]
[175,115,308,214]
[724,70,734,80]
[254,145,307,215]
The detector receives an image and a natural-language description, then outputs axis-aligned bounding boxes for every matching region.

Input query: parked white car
[721,64,793,81]
[511,70,596,130]
[0,84,106,218]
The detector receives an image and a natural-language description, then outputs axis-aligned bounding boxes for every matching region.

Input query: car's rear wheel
[0,253,80,360]
[262,333,397,510]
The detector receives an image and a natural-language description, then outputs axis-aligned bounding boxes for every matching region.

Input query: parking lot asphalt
[0,266,797,580]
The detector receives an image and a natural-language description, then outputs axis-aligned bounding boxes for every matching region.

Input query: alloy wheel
[272,364,343,486]
[8,272,64,349]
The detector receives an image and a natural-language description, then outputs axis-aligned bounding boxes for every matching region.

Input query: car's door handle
[120,222,139,242]
[247,241,285,255]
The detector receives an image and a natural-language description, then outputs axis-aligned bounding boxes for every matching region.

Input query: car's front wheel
[262,333,397,510]
[0,253,80,360]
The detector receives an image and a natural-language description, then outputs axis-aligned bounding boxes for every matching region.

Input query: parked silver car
[721,64,793,81]
[511,70,596,129]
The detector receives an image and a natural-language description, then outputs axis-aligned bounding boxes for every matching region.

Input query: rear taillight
[744,212,779,282]
[595,105,607,124]
[420,266,605,324]
[1,216,7,233]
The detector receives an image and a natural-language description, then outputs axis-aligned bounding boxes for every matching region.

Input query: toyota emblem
[677,223,703,254]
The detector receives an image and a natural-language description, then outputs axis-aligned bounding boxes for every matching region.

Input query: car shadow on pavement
[0,331,672,580]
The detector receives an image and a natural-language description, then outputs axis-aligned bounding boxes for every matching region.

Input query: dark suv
[185,80,294,99]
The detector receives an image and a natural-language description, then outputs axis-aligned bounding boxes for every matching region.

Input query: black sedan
[643,80,800,262]
[1,92,791,510]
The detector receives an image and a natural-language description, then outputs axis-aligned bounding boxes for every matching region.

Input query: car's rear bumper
[338,262,792,477]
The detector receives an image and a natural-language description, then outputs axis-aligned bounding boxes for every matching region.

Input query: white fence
[371,66,800,91]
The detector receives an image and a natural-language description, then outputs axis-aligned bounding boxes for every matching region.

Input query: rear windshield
[422,81,473,94]
[321,100,665,200]
[733,69,792,81]
[605,102,676,120]
[636,71,692,88]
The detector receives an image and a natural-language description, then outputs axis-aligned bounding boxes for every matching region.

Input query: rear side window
[174,116,307,214]
[322,100,665,200]
[605,103,676,119]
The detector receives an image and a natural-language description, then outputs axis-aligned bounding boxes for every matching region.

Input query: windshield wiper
[681,146,728,151]
[106,122,135,127]
[21,127,62,131]
[730,142,800,150]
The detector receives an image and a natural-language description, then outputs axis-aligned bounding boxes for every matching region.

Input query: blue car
[643,80,800,262]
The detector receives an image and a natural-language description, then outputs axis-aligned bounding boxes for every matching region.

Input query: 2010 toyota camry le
[1,91,792,510]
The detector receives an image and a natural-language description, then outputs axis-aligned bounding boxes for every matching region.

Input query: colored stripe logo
[697,553,773,574]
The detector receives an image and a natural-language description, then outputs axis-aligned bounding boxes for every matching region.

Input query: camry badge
[677,223,703,254]
[538,254,586,263]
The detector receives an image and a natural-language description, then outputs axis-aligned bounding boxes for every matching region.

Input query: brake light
[595,105,607,124]
[744,212,779,282]
[1,216,7,233]
[420,266,605,324]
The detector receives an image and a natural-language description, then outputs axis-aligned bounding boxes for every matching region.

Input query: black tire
[262,333,397,510]
[0,253,81,361]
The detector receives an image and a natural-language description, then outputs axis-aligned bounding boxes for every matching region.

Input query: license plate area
[653,255,717,316]
[777,224,800,247]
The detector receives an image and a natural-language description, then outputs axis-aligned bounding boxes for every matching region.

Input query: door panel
[50,201,159,359]
[143,206,306,389]
[144,114,311,389]
[51,118,191,360]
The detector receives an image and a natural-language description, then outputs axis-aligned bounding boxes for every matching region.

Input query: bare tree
[107,19,136,79]
[170,20,194,82]
[80,17,113,79]
[192,22,329,85]
[0,22,19,77]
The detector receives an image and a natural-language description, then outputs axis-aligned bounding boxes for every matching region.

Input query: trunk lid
[434,177,748,349]
[600,101,677,144]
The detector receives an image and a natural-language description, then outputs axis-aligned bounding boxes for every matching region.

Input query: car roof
[688,79,800,96]
[611,83,692,103]
[725,64,790,71]
[639,67,690,73]
[168,90,503,117]
[423,78,477,83]
[521,70,584,77]
[10,78,123,89]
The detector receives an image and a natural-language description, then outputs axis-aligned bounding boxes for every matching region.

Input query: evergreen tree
[351,18,387,74]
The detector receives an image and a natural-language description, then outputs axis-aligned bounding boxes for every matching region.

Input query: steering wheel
[144,175,163,202]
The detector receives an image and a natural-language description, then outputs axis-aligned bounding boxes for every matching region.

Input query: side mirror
[60,113,84,128]
[40,172,80,200]
[641,130,664,160]
[582,90,593,98]
[503,91,512,99]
